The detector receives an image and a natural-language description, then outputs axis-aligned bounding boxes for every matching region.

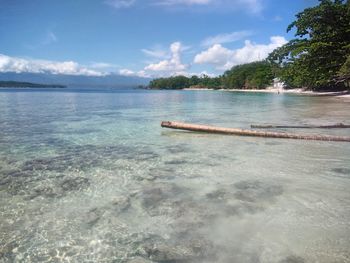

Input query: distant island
[0,81,66,88]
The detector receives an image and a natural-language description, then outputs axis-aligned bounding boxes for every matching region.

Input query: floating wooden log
[161,121,350,142]
[251,123,350,129]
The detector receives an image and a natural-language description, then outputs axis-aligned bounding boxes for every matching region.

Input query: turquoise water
[0,88,350,263]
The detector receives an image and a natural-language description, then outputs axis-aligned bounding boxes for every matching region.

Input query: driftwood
[161,121,350,142]
[251,123,350,129]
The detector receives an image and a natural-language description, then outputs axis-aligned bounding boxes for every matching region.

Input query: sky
[0,0,319,78]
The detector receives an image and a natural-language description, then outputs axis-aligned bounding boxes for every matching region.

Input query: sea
[0,87,350,262]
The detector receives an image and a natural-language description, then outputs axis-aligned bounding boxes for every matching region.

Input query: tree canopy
[222,61,274,89]
[148,74,224,90]
[268,0,350,90]
[148,61,274,90]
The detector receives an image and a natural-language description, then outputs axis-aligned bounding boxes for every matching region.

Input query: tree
[339,54,350,76]
[268,0,350,90]
[189,75,200,86]
[223,61,274,89]
[148,75,190,89]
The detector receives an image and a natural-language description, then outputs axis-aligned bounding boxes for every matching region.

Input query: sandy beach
[184,87,350,98]
[227,88,350,98]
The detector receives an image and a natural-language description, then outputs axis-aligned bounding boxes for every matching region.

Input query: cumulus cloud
[194,36,287,70]
[201,30,253,47]
[119,42,191,78]
[144,42,188,72]
[105,0,136,9]
[0,54,106,76]
[194,44,233,67]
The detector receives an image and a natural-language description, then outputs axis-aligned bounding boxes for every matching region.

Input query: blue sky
[0,0,319,78]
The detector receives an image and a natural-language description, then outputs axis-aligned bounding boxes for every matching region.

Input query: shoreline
[183,87,350,98]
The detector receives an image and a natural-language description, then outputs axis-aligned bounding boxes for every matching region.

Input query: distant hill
[0,81,66,88]
[0,72,151,87]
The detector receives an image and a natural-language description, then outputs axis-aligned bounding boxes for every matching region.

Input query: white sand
[224,88,350,96]
[336,94,350,98]
[184,87,350,98]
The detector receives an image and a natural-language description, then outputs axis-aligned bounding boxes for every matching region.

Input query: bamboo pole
[161,121,350,142]
[251,123,350,129]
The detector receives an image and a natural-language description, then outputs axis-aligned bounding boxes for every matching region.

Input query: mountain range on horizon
[0,72,151,87]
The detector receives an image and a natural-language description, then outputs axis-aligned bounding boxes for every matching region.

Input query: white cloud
[120,42,192,78]
[194,36,287,70]
[137,36,286,77]
[141,48,168,59]
[90,62,120,69]
[0,54,106,76]
[120,67,189,78]
[119,68,136,76]
[144,42,188,72]
[105,0,136,9]
[201,30,253,47]
[194,44,233,67]
[187,70,217,77]
[119,68,150,78]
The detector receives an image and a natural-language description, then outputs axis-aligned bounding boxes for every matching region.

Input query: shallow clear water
[0,88,350,263]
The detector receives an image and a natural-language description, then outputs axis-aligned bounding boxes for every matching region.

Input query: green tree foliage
[148,61,274,90]
[149,74,223,89]
[223,61,274,89]
[268,0,350,90]
[337,54,350,88]
[339,54,350,75]
[149,75,190,89]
